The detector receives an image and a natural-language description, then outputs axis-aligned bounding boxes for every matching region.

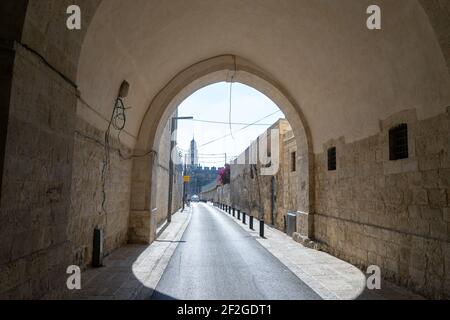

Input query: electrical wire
[191,119,273,126]
[229,80,234,140]
[101,97,127,215]
[199,109,282,148]
[101,97,157,219]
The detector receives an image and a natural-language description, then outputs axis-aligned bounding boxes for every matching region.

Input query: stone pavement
[69,208,192,300]
[208,203,424,300]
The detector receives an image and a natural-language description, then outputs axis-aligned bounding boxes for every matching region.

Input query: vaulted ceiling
[74,0,450,151]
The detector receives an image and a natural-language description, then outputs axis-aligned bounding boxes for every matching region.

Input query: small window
[291,151,296,172]
[328,147,336,171]
[250,164,256,179]
[389,124,408,160]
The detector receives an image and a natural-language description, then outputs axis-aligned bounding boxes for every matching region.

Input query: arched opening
[128,55,313,244]
[1,0,450,300]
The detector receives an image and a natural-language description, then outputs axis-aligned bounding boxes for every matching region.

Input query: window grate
[291,151,296,172]
[328,147,336,171]
[389,123,408,160]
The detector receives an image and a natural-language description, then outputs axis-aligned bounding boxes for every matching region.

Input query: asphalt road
[151,202,321,300]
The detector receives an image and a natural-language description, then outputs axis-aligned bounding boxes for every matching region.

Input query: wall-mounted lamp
[118,80,130,98]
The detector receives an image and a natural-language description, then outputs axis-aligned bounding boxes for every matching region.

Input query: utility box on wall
[92,228,103,267]
[286,212,297,237]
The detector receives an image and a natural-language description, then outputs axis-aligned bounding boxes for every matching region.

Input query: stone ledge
[292,232,321,250]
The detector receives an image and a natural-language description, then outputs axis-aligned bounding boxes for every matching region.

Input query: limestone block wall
[172,167,184,213]
[69,117,132,269]
[313,109,450,299]
[230,162,273,221]
[155,120,171,227]
[0,46,78,299]
[212,184,231,206]
[225,120,301,230]
[282,131,299,230]
[154,117,184,227]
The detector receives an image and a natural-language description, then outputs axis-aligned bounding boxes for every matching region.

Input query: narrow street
[152,203,321,300]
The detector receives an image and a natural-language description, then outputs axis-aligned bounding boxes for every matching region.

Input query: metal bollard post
[237,210,241,220]
[259,220,265,238]
[232,208,235,217]
[243,212,246,225]
[249,216,254,230]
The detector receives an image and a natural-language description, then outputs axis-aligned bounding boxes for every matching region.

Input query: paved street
[152,203,321,300]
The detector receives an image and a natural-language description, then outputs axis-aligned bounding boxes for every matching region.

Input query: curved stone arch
[129,55,315,243]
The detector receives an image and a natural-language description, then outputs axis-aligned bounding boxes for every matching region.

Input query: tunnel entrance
[132,55,313,245]
[1,0,449,300]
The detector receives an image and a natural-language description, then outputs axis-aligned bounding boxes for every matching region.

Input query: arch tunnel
[0,0,449,300]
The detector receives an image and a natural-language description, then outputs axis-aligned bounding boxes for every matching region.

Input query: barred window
[389,124,408,160]
[328,147,336,171]
[291,151,296,172]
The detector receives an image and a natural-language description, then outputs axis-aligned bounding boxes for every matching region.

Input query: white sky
[175,82,285,167]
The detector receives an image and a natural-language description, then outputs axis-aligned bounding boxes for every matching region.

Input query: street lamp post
[182,154,187,211]
[168,116,193,223]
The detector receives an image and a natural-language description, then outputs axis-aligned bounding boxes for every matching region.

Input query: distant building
[187,137,198,166]
[185,138,221,197]
[186,165,221,197]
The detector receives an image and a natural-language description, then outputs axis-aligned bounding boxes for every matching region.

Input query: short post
[249,216,254,230]
[237,210,241,220]
[259,220,265,238]
[232,208,235,217]
[242,212,246,225]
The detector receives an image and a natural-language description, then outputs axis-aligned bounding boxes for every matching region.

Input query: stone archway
[129,55,314,243]
[1,0,450,299]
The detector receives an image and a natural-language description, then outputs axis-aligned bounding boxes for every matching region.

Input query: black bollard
[243,212,246,225]
[249,216,254,230]
[232,208,235,217]
[237,210,241,220]
[259,220,265,238]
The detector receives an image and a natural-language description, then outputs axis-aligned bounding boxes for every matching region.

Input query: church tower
[188,137,198,166]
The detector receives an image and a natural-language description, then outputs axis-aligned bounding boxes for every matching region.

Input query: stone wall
[211,184,231,206]
[0,0,102,299]
[204,119,301,232]
[155,118,183,227]
[313,109,450,299]
[69,117,132,269]
[0,45,78,299]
